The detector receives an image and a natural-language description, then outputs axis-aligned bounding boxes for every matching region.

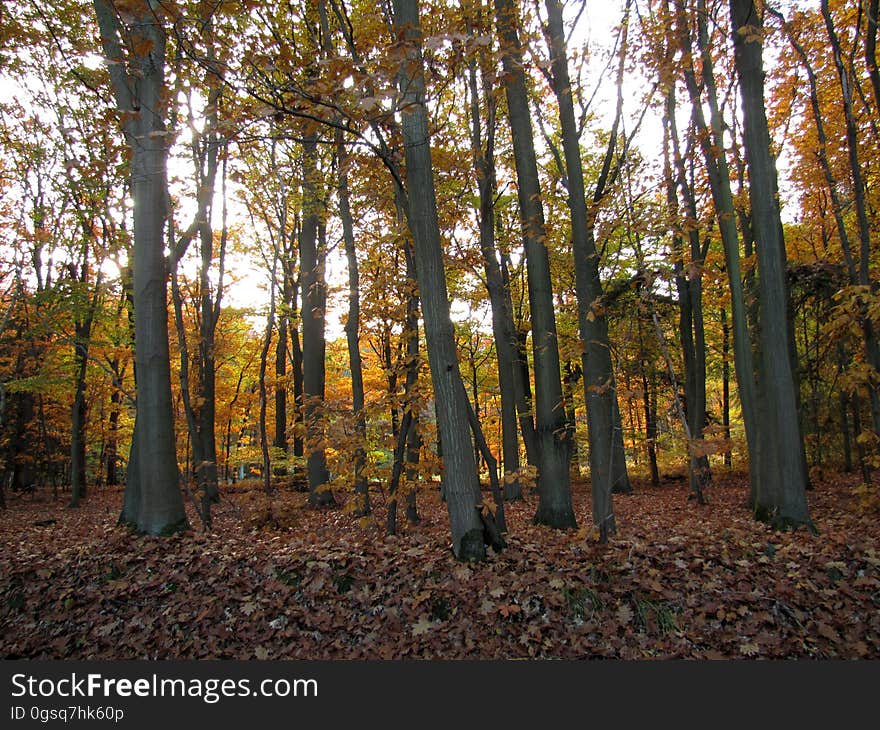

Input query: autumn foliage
[1,0,880,659]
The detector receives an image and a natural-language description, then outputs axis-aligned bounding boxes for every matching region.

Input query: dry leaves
[0,470,878,659]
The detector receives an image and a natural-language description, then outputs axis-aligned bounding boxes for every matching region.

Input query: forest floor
[1,469,878,659]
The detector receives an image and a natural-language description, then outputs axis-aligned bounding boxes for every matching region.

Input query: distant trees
[4,0,878,556]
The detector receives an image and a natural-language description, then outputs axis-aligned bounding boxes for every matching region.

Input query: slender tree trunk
[405,420,421,525]
[500,252,539,467]
[545,0,633,522]
[721,307,732,468]
[402,240,422,523]
[866,0,880,115]
[637,315,660,487]
[223,363,247,483]
[106,374,121,486]
[386,410,413,536]
[495,0,575,529]
[730,0,811,528]
[337,140,370,515]
[290,276,305,462]
[258,263,276,495]
[821,1,880,438]
[274,301,288,470]
[69,310,93,507]
[838,343,854,473]
[393,0,486,559]
[462,387,507,536]
[663,84,711,500]
[672,0,760,506]
[465,22,523,499]
[563,360,580,477]
[387,244,424,530]
[194,151,226,523]
[300,137,334,507]
[853,391,873,484]
[642,363,660,486]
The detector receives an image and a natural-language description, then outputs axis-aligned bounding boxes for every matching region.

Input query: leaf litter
[0,471,878,659]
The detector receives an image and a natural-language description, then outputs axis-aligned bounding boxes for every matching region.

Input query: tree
[93,0,186,534]
[337,136,370,514]
[464,4,527,500]
[393,0,487,560]
[729,0,812,528]
[543,0,635,539]
[494,0,576,529]
[168,27,228,525]
[669,0,761,506]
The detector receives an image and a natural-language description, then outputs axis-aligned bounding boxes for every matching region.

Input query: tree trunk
[721,307,732,468]
[337,139,370,515]
[94,0,187,533]
[673,0,760,506]
[730,0,811,528]
[300,137,334,507]
[820,0,880,439]
[465,24,523,499]
[495,0,575,529]
[838,343,854,473]
[68,311,93,507]
[106,373,121,486]
[663,83,711,500]
[258,264,276,495]
[544,0,634,527]
[641,362,660,486]
[402,239,422,522]
[274,302,288,470]
[393,0,486,560]
[290,276,305,461]
[500,252,539,467]
[194,143,226,523]
[563,360,580,477]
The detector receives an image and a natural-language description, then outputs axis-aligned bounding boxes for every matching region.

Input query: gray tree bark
[465,23,523,499]
[393,0,486,560]
[672,0,760,506]
[730,0,812,528]
[300,138,334,507]
[94,0,187,534]
[337,139,370,515]
[494,0,576,529]
[544,0,632,538]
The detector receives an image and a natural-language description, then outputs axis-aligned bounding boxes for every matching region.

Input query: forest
[0,0,878,660]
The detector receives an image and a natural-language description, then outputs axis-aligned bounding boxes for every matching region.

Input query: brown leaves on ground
[0,470,878,659]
